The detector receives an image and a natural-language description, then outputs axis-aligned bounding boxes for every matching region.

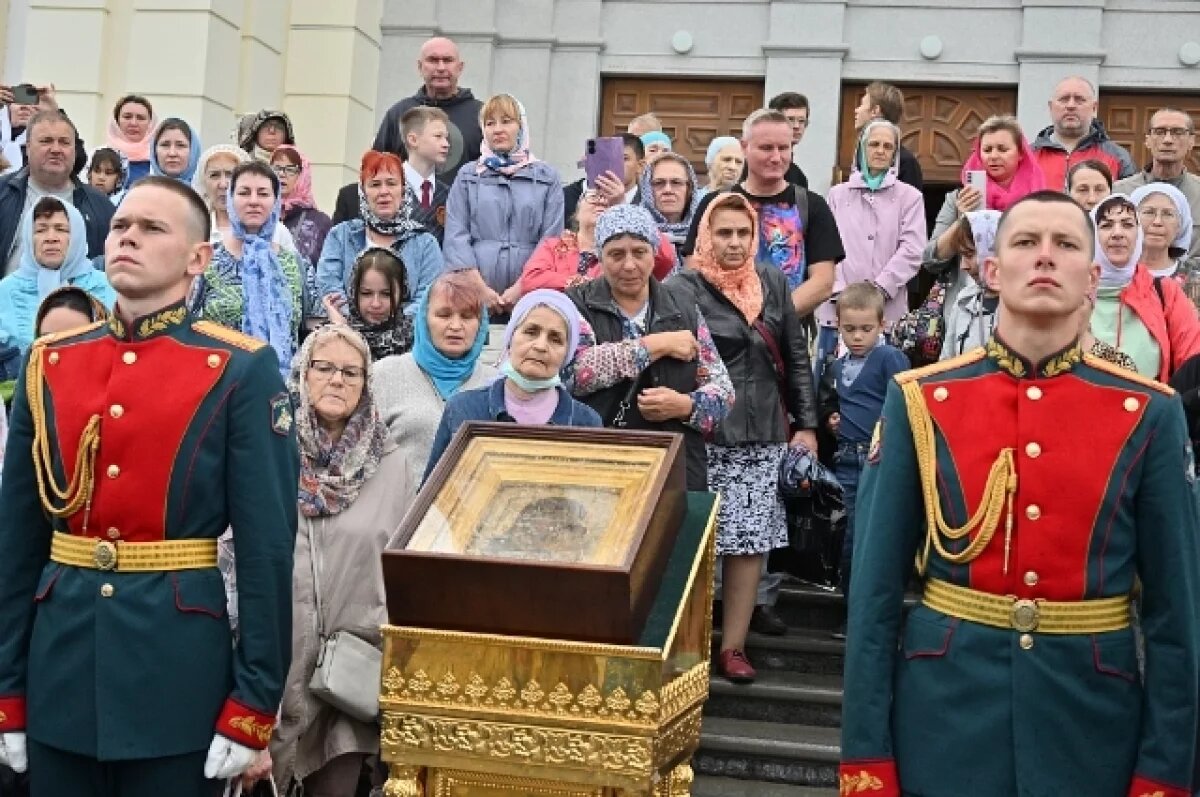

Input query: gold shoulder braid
[1084,353,1175,396]
[193,320,267,352]
[26,342,101,521]
[900,380,1018,575]
[895,348,986,385]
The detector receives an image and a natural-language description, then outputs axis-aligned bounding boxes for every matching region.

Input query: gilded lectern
[380,423,717,797]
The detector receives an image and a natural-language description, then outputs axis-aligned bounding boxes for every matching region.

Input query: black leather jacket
[670,264,817,446]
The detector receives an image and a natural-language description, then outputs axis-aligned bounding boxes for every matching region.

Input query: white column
[1014,0,1106,135]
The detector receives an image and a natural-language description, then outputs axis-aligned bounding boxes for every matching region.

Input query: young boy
[817,281,910,636]
[400,105,452,243]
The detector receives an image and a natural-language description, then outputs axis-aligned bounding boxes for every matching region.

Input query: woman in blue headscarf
[149,117,201,184]
[373,271,496,487]
[188,160,304,377]
[0,197,115,362]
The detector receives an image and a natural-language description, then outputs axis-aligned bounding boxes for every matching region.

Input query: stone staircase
[693,581,846,796]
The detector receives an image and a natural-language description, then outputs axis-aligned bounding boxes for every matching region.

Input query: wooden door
[600,78,765,177]
[1099,94,1200,174]
[837,84,1018,185]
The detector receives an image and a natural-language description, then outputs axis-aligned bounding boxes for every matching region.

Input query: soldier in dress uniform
[840,190,1200,797]
[0,176,299,797]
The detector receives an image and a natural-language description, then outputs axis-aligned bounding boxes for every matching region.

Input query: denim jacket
[315,219,444,317]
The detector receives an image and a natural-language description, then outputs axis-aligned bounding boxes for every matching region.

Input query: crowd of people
[0,31,1198,797]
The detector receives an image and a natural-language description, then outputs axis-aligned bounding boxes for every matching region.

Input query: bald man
[1030,75,1135,190]
[372,36,483,177]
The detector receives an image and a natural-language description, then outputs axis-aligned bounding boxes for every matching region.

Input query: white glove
[203,734,257,780]
[0,732,27,773]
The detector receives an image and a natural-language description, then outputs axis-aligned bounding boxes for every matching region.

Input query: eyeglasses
[309,360,366,384]
[651,178,688,190]
[1148,127,1194,138]
[272,165,301,178]
[1138,207,1179,222]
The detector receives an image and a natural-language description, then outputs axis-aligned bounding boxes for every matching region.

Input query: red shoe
[718,648,756,684]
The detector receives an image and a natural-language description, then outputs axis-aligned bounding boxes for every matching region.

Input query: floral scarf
[358,181,424,244]
[227,184,295,377]
[638,152,703,244]
[477,96,537,176]
[691,193,763,324]
[349,305,414,362]
[273,144,316,216]
[289,325,387,518]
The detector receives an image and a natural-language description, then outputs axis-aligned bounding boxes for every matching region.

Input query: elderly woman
[106,94,155,188]
[639,151,704,259]
[374,272,496,486]
[1133,183,1194,286]
[424,289,601,477]
[271,144,332,267]
[149,117,201,184]
[239,109,296,162]
[704,136,743,195]
[520,191,677,294]
[671,193,817,684]
[189,161,305,377]
[316,151,443,323]
[444,93,564,317]
[816,119,925,369]
[270,324,416,797]
[1067,159,1113,213]
[565,205,735,492]
[323,246,414,361]
[1091,193,1200,382]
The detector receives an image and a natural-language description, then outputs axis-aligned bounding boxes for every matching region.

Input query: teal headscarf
[856,119,900,192]
[411,283,490,399]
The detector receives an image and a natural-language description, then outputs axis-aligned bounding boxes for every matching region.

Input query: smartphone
[10,84,40,105]
[966,169,987,207]
[584,136,624,189]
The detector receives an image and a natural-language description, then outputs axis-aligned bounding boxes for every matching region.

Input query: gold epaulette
[30,320,105,350]
[193,320,267,352]
[894,347,986,385]
[1083,353,1175,396]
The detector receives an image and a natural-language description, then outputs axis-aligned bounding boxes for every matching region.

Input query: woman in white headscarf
[1131,182,1197,313]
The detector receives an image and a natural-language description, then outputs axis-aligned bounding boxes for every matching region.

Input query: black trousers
[27,740,222,797]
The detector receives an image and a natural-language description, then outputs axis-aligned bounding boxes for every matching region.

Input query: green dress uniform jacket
[0,301,299,761]
[840,338,1200,797]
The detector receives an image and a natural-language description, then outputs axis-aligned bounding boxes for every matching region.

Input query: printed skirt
[707,442,789,556]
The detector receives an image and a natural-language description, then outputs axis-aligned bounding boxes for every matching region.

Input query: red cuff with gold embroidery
[215,697,275,750]
[1128,775,1190,797]
[0,697,25,732]
[839,759,899,797]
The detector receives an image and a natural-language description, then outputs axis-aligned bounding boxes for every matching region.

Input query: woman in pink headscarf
[270,144,332,267]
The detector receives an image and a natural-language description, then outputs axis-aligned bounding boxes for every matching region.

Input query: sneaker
[749,605,788,636]
[718,648,757,683]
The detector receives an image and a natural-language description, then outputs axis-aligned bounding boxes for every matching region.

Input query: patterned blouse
[564,310,734,436]
[189,244,305,350]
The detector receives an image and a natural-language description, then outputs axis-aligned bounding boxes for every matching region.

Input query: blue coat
[443,161,564,294]
[314,219,442,318]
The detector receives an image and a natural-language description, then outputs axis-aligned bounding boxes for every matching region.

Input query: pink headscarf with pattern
[272,144,316,215]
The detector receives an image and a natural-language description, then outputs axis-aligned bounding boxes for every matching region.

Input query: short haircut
[155,117,192,146]
[360,150,404,186]
[1053,76,1096,100]
[629,113,663,132]
[353,247,408,319]
[769,92,810,113]
[401,106,450,139]
[89,147,124,176]
[996,190,1095,259]
[113,94,153,122]
[742,108,791,139]
[230,160,280,198]
[480,93,522,126]
[428,271,484,320]
[977,114,1024,145]
[1067,159,1113,190]
[1149,108,1195,133]
[27,109,77,142]
[127,176,213,242]
[270,146,302,168]
[864,82,905,125]
[32,196,68,223]
[621,132,645,160]
[837,281,886,321]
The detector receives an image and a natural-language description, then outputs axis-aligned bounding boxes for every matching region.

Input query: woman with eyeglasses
[638,151,703,274]
[270,144,332,268]
[1090,193,1200,381]
[1132,183,1196,303]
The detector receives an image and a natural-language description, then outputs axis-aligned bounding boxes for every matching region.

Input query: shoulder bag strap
[752,318,793,429]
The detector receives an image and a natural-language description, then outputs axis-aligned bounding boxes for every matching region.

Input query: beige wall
[3,0,381,210]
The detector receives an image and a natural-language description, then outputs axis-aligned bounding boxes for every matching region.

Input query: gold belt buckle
[93,540,117,571]
[1010,598,1040,632]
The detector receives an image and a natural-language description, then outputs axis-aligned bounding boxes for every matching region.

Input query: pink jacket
[1122,264,1200,382]
[817,168,926,329]
[520,230,677,293]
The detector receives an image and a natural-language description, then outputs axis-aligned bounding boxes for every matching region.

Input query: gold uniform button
[207,354,221,368]
[106,464,121,479]
[1025,442,1042,459]
[109,404,124,419]
[48,352,59,365]
[122,351,137,365]
[1019,633,1034,650]
[933,386,949,402]
[106,527,120,540]
[1025,504,1042,521]
[100,584,114,598]
[1124,397,1140,412]
[1024,570,1039,586]
[1026,386,1043,401]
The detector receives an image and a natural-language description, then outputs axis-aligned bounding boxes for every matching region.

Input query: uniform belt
[50,532,218,572]
[923,578,1130,634]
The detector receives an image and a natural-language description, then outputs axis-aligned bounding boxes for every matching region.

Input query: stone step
[706,670,842,727]
[695,716,840,788]
[772,583,846,631]
[692,775,835,796]
[712,626,846,675]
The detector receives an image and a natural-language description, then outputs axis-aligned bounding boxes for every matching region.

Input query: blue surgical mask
[501,360,561,392]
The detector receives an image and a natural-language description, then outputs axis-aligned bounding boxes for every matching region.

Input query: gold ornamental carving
[430,768,606,796]
[384,763,424,797]
[654,706,704,771]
